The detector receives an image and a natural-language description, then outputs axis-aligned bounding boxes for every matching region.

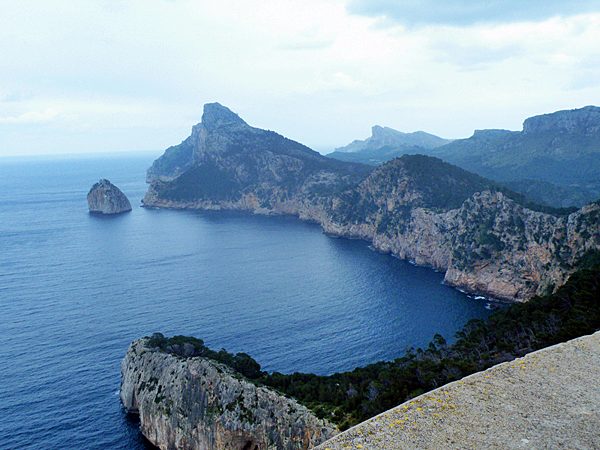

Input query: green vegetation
[502,179,599,209]
[154,162,242,202]
[330,106,600,208]
[147,334,262,379]
[331,155,574,234]
[149,253,600,430]
[398,155,497,211]
[328,144,431,166]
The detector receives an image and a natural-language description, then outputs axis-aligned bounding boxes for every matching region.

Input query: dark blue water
[0,153,491,449]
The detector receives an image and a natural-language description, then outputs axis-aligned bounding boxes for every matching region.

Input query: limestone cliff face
[320,172,600,301]
[120,339,337,450]
[144,103,370,211]
[87,179,132,214]
[442,192,600,300]
[143,104,600,302]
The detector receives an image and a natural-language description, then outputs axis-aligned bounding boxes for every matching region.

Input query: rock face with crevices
[317,331,600,450]
[120,338,337,450]
[87,179,132,214]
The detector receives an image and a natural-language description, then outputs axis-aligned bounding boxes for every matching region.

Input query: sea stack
[87,179,132,214]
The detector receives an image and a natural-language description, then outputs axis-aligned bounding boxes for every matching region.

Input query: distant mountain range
[328,126,451,165]
[328,106,600,207]
[144,103,600,302]
[333,125,450,153]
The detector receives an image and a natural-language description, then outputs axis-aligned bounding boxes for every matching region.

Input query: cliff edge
[120,336,337,450]
[317,331,600,449]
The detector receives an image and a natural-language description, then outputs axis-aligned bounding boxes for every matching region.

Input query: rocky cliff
[121,336,336,450]
[321,157,600,301]
[523,105,600,135]
[87,179,132,214]
[144,103,370,215]
[143,104,600,302]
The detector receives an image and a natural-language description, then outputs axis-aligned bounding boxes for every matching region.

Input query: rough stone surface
[87,179,132,214]
[120,339,337,450]
[316,331,600,450]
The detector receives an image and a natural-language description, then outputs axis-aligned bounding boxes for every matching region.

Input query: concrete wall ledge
[317,331,600,449]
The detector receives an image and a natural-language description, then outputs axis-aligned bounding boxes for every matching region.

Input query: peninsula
[143,103,600,301]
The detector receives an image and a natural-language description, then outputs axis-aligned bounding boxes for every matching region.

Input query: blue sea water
[0,153,492,449]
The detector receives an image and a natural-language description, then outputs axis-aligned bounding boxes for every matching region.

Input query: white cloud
[347,0,600,26]
[0,109,60,125]
[0,0,599,155]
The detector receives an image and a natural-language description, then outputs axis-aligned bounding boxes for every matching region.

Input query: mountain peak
[371,125,401,138]
[201,103,247,130]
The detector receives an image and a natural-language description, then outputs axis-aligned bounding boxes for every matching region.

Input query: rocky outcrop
[316,331,600,450]
[120,337,337,450]
[144,102,370,195]
[143,104,600,302]
[87,179,132,214]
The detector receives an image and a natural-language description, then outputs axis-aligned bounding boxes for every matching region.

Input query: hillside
[328,106,600,207]
[502,178,599,209]
[144,104,600,301]
[432,106,600,205]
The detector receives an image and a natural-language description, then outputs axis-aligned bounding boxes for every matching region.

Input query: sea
[0,152,492,449]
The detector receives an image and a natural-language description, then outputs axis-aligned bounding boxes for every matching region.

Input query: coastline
[141,198,512,304]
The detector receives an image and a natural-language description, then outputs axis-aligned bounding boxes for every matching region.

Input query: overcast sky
[1,0,600,156]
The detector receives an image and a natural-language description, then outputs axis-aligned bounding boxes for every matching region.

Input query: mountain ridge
[334,125,451,154]
[433,105,600,185]
[328,106,600,207]
[144,104,600,302]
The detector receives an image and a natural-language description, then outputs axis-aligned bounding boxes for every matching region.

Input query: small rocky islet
[87,179,132,215]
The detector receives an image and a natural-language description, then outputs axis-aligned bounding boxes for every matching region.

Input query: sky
[1,0,600,156]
